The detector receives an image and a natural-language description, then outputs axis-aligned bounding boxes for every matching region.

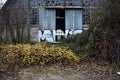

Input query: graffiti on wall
[38,29,82,42]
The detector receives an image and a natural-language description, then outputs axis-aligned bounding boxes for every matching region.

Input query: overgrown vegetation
[0,43,80,69]
[61,0,120,67]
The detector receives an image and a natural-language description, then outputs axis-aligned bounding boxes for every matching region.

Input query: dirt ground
[1,64,120,80]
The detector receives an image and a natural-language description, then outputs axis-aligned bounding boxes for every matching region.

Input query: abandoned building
[0,0,103,42]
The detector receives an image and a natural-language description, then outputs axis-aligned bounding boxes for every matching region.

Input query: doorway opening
[56,9,65,41]
[56,9,65,32]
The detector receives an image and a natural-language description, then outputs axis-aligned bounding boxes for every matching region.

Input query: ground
[1,63,120,80]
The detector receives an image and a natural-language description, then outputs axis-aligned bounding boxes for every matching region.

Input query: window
[83,9,91,25]
[30,8,39,25]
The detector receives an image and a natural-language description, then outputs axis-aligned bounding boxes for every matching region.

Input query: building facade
[1,0,103,42]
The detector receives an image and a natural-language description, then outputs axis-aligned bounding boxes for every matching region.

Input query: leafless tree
[0,0,4,44]
[0,0,29,44]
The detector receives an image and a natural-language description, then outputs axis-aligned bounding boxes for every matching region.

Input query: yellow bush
[0,43,80,67]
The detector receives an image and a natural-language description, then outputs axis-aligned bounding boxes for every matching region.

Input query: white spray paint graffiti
[38,29,82,42]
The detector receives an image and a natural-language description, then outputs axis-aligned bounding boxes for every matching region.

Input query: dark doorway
[56,9,65,32]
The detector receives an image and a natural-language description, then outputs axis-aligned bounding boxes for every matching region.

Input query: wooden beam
[45,6,83,9]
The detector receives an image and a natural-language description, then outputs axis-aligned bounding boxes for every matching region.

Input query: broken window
[83,9,91,25]
[91,0,98,6]
[30,8,39,25]
[46,0,64,6]
[38,0,46,6]
[65,0,81,6]
[83,0,100,7]
[83,0,91,7]
[28,0,101,7]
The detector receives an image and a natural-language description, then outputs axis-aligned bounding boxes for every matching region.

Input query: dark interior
[56,9,65,32]
[56,9,65,17]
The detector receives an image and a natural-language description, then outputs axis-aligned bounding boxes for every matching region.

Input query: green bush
[60,31,90,54]
[0,43,80,67]
[61,0,120,66]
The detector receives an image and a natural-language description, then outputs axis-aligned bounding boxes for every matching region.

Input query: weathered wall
[1,0,102,42]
